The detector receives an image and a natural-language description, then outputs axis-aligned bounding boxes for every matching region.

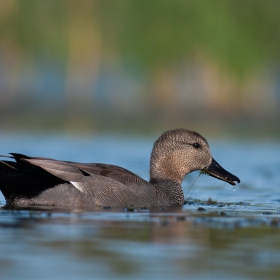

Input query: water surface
[0,133,280,280]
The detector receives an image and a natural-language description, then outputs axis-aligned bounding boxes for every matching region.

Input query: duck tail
[0,154,13,158]
[0,154,19,170]
[0,160,18,170]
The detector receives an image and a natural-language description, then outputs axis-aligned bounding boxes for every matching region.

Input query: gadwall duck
[0,129,240,208]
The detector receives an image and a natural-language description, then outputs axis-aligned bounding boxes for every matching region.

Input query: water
[0,133,280,280]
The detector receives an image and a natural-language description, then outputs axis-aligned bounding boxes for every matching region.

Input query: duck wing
[76,163,146,184]
[10,153,146,185]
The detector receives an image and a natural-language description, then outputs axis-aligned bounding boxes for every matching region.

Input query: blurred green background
[0,0,279,137]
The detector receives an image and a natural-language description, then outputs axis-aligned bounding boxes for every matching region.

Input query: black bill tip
[203,158,240,186]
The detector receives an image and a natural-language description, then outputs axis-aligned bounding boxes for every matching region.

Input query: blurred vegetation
[0,0,280,135]
[3,0,280,77]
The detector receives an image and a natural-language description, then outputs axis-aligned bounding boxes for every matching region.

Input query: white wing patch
[70,181,85,193]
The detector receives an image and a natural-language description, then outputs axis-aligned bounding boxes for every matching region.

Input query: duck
[0,129,240,208]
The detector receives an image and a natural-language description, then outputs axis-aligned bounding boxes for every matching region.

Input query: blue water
[0,133,280,280]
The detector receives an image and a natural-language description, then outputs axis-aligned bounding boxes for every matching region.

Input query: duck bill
[203,158,240,186]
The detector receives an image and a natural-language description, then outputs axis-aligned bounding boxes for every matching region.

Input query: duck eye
[192,143,200,149]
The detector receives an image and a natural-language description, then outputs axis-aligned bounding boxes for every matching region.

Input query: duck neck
[149,153,187,185]
[149,154,186,206]
[149,177,185,206]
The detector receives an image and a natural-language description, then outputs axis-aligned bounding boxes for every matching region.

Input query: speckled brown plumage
[0,129,240,208]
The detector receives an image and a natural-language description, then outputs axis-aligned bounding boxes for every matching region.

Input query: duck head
[150,129,240,185]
